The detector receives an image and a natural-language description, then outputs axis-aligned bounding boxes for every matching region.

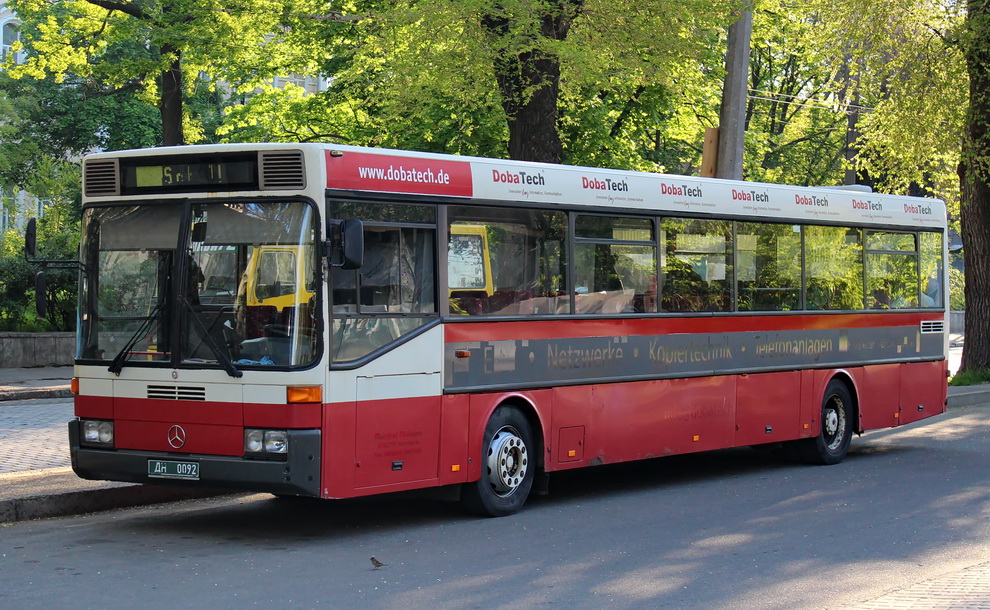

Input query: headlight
[245,429,265,453]
[245,429,287,457]
[264,431,288,453]
[81,419,114,448]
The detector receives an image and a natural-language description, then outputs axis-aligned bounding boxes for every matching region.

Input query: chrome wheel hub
[487,427,528,497]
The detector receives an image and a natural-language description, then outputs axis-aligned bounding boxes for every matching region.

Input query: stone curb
[0,470,237,524]
[947,386,990,409]
[0,388,74,402]
[0,486,235,523]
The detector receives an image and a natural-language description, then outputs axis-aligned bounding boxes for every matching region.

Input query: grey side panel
[445,326,942,392]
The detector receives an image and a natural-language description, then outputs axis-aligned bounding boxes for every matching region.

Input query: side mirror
[339,219,364,270]
[25,218,37,258]
[191,221,207,243]
[34,270,47,319]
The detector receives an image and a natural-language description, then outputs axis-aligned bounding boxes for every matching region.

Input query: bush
[0,212,78,331]
[949,265,965,311]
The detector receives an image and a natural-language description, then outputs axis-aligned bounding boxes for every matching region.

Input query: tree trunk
[495,50,562,163]
[159,44,184,146]
[482,1,584,163]
[959,0,990,372]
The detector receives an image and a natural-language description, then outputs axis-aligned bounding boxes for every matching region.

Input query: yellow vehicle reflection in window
[246,245,315,310]
[448,224,493,297]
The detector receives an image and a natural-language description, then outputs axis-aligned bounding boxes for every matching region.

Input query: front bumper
[68,420,322,497]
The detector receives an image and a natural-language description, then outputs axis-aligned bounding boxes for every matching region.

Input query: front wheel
[461,405,535,517]
[798,379,854,465]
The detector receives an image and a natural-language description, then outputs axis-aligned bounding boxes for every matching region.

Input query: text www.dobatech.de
[357,164,452,185]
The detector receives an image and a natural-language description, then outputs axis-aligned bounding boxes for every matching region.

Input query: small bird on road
[370,556,385,570]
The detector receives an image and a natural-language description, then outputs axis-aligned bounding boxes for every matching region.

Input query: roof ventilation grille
[84,159,121,196]
[260,150,306,190]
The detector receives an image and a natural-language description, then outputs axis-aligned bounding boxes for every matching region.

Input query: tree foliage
[805,0,966,200]
[743,2,848,186]
[6,0,335,145]
[2,0,977,349]
[0,198,79,332]
[222,0,739,167]
[806,0,990,372]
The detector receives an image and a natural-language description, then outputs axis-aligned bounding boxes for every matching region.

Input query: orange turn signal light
[71,378,79,394]
[287,385,322,404]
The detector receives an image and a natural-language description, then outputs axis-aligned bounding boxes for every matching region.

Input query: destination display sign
[121,153,258,195]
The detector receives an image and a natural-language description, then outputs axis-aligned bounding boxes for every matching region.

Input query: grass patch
[949,368,990,386]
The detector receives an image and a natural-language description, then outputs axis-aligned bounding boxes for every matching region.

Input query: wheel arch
[824,369,862,434]
[469,391,548,479]
[496,394,547,472]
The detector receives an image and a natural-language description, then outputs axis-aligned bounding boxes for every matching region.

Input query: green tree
[0,191,79,332]
[960,0,990,372]
[221,0,738,167]
[806,0,990,371]
[744,3,848,186]
[6,0,329,145]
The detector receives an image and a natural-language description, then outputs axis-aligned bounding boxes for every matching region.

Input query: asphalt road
[2,403,989,609]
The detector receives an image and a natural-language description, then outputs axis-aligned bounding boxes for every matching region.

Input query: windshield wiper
[108,301,164,376]
[180,296,242,378]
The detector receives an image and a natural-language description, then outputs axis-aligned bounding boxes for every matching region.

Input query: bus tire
[461,405,535,517]
[798,379,854,465]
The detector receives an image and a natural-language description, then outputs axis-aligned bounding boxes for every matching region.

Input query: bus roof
[85,143,947,230]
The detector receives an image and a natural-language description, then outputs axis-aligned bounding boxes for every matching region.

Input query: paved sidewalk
[0,365,74,401]
[853,561,990,609]
[0,366,232,523]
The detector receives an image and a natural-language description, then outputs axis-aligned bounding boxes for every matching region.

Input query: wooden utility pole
[701,127,719,177]
[716,2,753,180]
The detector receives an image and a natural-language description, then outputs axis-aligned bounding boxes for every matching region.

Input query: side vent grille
[84,159,120,196]
[921,320,945,334]
[147,385,207,401]
[259,150,306,190]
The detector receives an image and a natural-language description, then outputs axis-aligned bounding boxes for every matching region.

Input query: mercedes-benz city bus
[55,143,947,516]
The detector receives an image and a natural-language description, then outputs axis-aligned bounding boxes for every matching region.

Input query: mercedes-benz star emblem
[167,425,186,449]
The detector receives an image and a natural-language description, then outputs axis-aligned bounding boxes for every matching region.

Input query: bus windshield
[77,200,319,372]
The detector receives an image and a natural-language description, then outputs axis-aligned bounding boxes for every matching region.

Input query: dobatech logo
[852,198,883,212]
[582,176,629,191]
[491,169,546,186]
[903,202,933,215]
[795,194,829,206]
[660,182,703,197]
[732,188,770,203]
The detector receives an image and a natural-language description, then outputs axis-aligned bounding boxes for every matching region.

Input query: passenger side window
[736,222,801,311]
[866,231,919,309]
[661,218,732,312]
[805,225,864,310]
[574,215,656,314]
[447,206,567,316]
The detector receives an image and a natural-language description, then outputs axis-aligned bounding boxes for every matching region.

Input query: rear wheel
[461,405,535,517]
[798,379,854,465]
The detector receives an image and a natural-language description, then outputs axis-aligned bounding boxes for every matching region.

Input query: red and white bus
[65,143,948,516]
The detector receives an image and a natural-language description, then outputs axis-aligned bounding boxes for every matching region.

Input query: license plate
[148,459,200,480]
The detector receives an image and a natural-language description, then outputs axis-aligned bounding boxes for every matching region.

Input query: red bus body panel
[74,313,947,500]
